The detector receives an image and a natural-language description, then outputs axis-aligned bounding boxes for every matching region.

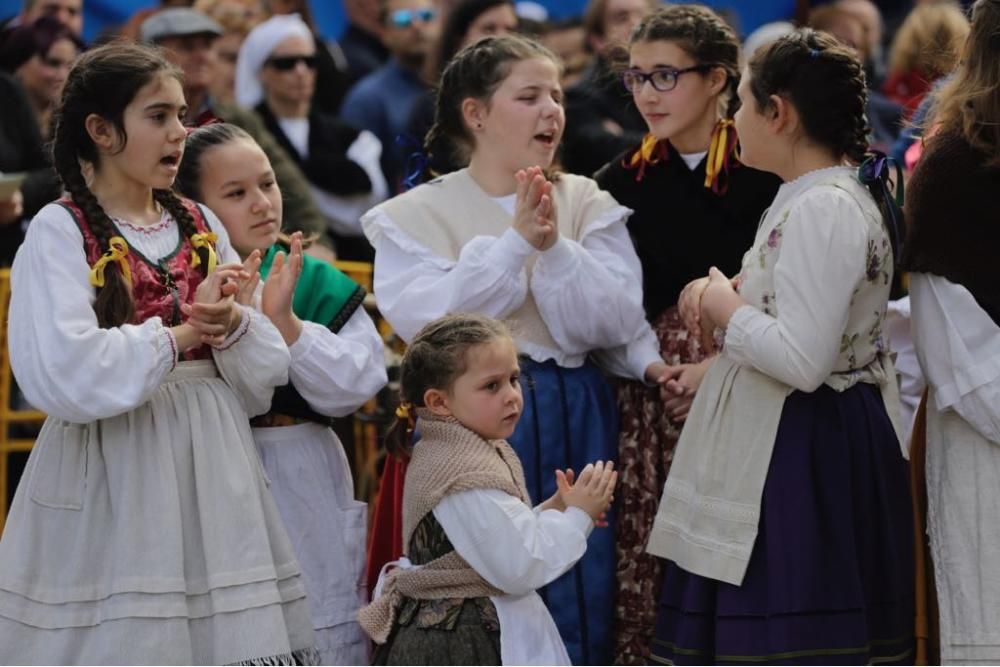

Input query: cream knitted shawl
[357,410,531,643]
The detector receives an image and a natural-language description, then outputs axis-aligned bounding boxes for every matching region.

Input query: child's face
[468,57,564,173]
[732,68,776,173]
[442,338,523,441]
[196,138,283,258]
[101,73,187,191]
[628,39,722,144]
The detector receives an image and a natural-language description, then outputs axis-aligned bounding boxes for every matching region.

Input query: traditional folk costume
[593,127,780,663]
[362,169,651,664]
[0,201,316,664]
[250,244,387,664]
[359,411,592,665]
[904,131,1000,664]
[647,166,914,664]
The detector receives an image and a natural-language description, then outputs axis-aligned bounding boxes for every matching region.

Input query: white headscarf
[235,13,314,109]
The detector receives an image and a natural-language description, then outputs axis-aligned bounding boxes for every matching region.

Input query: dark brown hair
[629,4,742,118]
[385,313,514,456]
[748,28,869,164]
[425,34,559,167]
[750,28,905,270]
[51,41,207,328]
[927,0,1000,165]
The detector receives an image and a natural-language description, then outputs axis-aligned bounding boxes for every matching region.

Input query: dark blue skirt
[510,358,619,666]
[650,383,914,665]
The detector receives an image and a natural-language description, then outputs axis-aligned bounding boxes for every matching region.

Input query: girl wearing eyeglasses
[590,6,780,661]
[235,13,389,261]
[362,34,668,666]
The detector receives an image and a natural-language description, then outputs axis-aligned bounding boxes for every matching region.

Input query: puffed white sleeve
[531,207,649,354]
[723,189,868,392]
[287,307,388,417]
[8,204,178,423]
[433,488,593,596]
[910,273,1000,443]
[363,208,532,343]
[200,206,291,417]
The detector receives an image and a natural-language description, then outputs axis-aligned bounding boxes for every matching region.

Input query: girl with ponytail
[590,6,781,660]
[646,28,914,665]
[0,42,317,664]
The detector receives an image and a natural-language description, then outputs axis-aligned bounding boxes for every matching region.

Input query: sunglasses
[621,65,715,94]
[389,7,437,28]
[265,54,318,71]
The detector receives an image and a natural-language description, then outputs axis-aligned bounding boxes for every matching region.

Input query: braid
[153,189,210,275]
[749,29,871,164]
[51,108,135,328]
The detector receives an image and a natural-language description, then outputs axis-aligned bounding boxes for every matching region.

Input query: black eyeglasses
[265,54,318,71]
[621,65,715,94]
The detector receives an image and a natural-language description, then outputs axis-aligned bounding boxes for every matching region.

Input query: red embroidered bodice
[59,197,214,361]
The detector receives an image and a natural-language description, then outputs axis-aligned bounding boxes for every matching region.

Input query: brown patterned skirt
[613,306,707,664]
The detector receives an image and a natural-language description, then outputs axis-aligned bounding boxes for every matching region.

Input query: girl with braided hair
[361,33,669,665]
[0,42,318,664]
[589,6,781,660]
[359,313,616,665]
[646,29,914,664]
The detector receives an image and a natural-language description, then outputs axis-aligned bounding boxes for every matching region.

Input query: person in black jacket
[561,0,656,177]
[237,13,388,261]
[592,6,781,662]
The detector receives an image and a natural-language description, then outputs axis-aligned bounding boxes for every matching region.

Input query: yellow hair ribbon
[704,119,737,192]
[190,232,218,274]
[395,403,412,421]
[624,133,668,182]
[88,236,132,288]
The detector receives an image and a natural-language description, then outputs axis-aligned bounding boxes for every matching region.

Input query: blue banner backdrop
[0,0,797,45]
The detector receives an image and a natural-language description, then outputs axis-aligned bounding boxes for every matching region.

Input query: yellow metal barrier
[0,269,46,535]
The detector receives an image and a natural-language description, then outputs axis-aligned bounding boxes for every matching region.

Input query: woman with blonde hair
[881,2,969,117]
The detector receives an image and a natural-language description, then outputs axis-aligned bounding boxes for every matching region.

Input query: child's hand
[700,267,746,347]
[235,250,262,306]
[513,167,556,250]
[556,461,617,522]
[678,276,710,337]
[182,265,247,346]
[534,188,560,252]
[261,233,304,345]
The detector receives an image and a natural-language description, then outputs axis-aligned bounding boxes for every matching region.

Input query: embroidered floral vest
[59,197,214,361]
[735,168,893,387]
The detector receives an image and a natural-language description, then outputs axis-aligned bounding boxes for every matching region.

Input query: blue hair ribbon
[858,151,905,263]
[396,134,430,191]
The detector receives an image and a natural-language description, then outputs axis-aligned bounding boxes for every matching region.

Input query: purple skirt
[650,383,914,665]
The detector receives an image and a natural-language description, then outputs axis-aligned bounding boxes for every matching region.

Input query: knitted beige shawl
[358,410,531,643]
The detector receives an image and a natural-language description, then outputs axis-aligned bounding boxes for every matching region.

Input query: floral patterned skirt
[613,306,707,665]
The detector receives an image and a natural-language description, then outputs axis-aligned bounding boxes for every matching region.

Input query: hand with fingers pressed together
[556,460,618,522]
[513,166,560,251]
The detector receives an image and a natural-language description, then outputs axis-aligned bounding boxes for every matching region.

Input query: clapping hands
[555,461,617,524]
[513,166,559,251]
[181,259,254,347]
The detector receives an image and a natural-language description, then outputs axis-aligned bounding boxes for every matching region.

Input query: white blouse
[433,489,593,665]
[367,194,655,377]
[286,308,387,417]
[724,167,881,393]
[9,203,289,423]
[910,273,1000,443]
